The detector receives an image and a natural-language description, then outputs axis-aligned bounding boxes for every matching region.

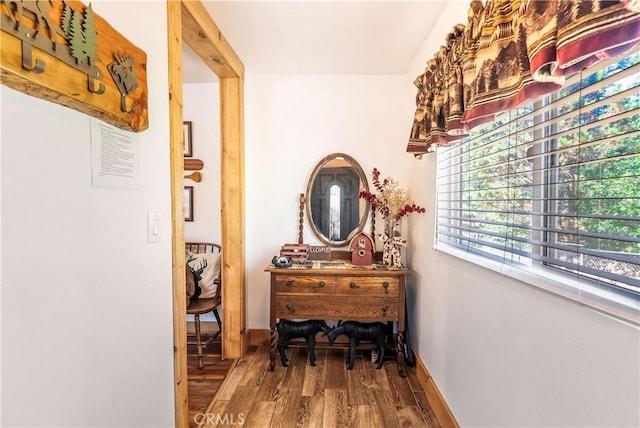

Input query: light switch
[147,212,161,244]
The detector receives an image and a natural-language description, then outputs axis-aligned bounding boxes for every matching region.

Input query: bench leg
[194,314,204,369]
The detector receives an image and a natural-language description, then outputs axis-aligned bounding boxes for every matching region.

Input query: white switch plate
[147,212,161,244]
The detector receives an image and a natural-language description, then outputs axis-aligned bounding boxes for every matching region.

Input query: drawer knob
[382,282,389,293]
[381,305,388,316]
[349,281,360,289]
[286,303,295,313]
[315,281,326,288]
[286,280,294,287]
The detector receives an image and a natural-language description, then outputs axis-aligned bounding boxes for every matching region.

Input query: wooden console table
[265,263,410,375]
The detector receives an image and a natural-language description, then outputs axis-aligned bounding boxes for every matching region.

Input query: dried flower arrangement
[359,168,426,221]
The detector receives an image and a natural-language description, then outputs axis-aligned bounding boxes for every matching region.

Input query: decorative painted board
[308,245,330,261]
[280,243,309,263]
[0,1,148,132]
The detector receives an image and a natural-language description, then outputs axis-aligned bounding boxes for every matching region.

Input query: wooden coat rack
[0,0,149,132]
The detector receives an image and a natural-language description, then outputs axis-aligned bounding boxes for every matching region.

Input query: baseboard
[249,328,271,346]
[413,349,459,428]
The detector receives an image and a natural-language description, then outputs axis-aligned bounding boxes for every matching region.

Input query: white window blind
[436,49,640,320]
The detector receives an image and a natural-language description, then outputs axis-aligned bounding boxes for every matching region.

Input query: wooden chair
[186,242,222,369]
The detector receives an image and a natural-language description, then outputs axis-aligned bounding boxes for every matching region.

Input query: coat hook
[21,42,45,73]
[88,76,105,94]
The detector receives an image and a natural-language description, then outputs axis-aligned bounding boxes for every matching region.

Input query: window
[436,49,640,322]
[328,184,341,241]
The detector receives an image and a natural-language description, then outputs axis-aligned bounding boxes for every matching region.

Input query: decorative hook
[87,76,105,94]
[120,95,135,114]
[21,42,45,73]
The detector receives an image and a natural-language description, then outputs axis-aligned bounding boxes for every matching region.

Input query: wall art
[0,0,149,132]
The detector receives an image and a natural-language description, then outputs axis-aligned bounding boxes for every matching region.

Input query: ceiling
[182,1,448,83]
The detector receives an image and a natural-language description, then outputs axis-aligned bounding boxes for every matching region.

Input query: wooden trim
[249,329,271,346]
[167,1,188,427]
[181,1,245,79]
[220,76,245,358]
[413,348,459,428]
[169,0,246,425]
[0,1,149,132]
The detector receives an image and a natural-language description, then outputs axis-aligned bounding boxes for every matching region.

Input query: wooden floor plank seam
[189,345,442,427]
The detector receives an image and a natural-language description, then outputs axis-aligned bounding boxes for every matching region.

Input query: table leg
[395,330,406,377]
[269,326,277,371]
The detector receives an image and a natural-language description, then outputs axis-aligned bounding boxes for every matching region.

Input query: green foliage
[459,53,639,261]
[69,8,85,64]
[82,4,99,65]
[554,64,640,252]
[60,3,73,38]
[67,2,99,66]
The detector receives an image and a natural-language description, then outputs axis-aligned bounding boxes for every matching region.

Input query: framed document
[183,121,193,157]
[184,186,194,221]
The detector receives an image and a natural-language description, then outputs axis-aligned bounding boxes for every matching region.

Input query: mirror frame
[305,153,370,247]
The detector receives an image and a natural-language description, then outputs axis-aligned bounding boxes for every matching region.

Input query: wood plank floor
[194,345,441,428]
[187,336,236,425]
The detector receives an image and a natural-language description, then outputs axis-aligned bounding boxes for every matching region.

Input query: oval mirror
[305,153,370,247]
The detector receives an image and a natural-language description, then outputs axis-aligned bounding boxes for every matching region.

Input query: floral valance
[407,0,640,157]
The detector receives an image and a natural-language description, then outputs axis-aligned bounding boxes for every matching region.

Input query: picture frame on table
[184,186,194,221]
[183,121,193,157]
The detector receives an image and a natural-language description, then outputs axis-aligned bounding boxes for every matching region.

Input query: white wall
[1,2,175,427]
[243,74,415,328]
[184,83,221,245]
[404,2,640,426]
[3,1,636,426]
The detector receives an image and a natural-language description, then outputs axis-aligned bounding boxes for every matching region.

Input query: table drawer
[275,295,399,320]
[336,276,399,296]
[274,275,336,294]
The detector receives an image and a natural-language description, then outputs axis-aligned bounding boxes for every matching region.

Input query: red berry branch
[358,168,425,221]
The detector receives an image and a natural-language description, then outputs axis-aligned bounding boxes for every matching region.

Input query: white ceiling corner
[182,0,449,83]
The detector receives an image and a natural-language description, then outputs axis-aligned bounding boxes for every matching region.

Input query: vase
[381,218,405,268]
[384,218,401,238]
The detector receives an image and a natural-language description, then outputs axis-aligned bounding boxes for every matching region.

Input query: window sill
[434,244,640,326]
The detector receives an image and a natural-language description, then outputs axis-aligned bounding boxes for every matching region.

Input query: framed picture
[184,186,194,221]
[183,121,193,157]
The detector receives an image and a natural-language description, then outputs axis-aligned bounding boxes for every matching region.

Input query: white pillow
[187,252,221,299]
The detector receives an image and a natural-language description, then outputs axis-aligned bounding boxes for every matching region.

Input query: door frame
[167,2,246,426]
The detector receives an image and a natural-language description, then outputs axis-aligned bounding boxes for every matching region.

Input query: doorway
[167,2,246,426]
